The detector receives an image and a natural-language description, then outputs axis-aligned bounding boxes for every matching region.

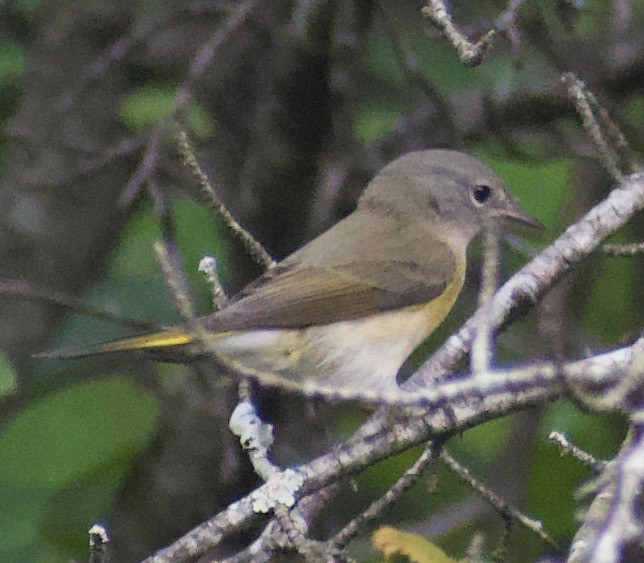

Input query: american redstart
[39,150,542,392]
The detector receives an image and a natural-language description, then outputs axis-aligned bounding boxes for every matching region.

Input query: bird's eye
[471,184,492,206]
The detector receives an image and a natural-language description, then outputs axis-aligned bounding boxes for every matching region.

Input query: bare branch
[331,441,442,549]
[568,424,644,562]
[88,523,110,563]
[441,450,557,547]
[120,0,260,204]
[177,131,275,270]
[198,255,229,310]
[601,242,644,256]
[0,279,155,331]
[472,228,500,375]
[561,73,638,182]
[548,430,608,473]
[142,339,638,562]
[421,0,497,66]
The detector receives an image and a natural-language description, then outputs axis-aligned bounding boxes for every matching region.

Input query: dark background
[0,0,641,560]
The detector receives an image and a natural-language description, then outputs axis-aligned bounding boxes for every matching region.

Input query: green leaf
[40,456,132,558]
[354,105,402,144]
[583,253,637,343]
[0,483,56,562]
[0,377,158,486]
[118,84,214,138]
[451,417,512,465]
[174,197,230,287]
[108,202,163,280]
[109,197,229,287]
[0,42,26,86]
[15,0,40,12]
[0,355,17,397]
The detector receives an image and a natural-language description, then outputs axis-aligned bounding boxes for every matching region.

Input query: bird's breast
[211,259,465,393]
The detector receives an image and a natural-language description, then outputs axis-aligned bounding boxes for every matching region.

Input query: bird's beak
[496,193,545,230]
[502,207,545,230]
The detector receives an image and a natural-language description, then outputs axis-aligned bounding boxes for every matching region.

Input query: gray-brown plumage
[39,150,541,391]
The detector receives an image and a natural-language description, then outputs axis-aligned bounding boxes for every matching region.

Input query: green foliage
[109,197,229,286]
[118,84,214,138]
[0,377,159,559]
[355,105,403,145]
[15,0,40,12]
[366,34,552,101]
[583,253,637,342]
[529,401,625,537]
[16,193,231,558]
[0,42,26,86]
[0,355,17,397]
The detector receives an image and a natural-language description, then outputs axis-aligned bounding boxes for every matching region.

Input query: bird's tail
[35,330,195,359]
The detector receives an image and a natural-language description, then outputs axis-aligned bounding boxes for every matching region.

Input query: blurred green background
[0,0,640,560]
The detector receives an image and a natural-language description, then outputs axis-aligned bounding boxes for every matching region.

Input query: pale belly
[209,279,463,394]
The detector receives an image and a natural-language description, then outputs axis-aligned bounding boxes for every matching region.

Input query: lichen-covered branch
[142,338,638,561]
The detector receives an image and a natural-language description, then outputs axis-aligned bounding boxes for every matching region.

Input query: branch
[548,431,608,473]
[198,255,229,310]
[0,279,155,331]
[568,423,644,562]
[142,339,637,562]
[421,0,528,68]
[88,523,110,563]
[471,227,500,375]
[177,131,275,270]
[561,73,633,182]
[601,242,644,256]
[441,450,556,547]
[331,441,443,550]
[119,0,260,205]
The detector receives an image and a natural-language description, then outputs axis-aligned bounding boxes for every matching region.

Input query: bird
[39,150,542,393]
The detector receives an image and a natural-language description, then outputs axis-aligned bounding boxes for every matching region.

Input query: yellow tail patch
[102,331,194,351]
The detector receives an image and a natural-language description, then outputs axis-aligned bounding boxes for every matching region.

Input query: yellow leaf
[372,526,458,563]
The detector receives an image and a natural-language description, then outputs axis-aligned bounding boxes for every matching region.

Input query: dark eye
[471,184,492,205]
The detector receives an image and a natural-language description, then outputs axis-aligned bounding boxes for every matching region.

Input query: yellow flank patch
[103,331,193,351]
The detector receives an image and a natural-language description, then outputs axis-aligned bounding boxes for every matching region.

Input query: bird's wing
[202,250,455,332]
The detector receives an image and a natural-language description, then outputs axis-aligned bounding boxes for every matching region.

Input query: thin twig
[568,423,644,562]
[472,228,500,374]
[153,239,197,322]
[332,441,442,549]
[88,523,110,563]
[422,0,497,66]
[601,242,644,256]
[120,0,260,205]
[441,450,557,548]
[152,238,209,353]
[548,431,608,472]
[176,131,275,269]
[229,381,278,481]
[561,73,627,182]
[376,1,459,146]
[198,255,228,310]
[120,130,161,205]
[60,12,169,108]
